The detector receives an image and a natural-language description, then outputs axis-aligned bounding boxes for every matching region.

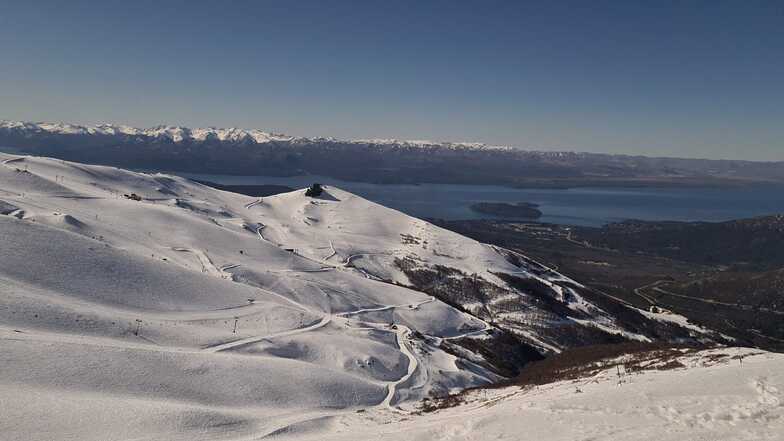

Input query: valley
[432,218,784,351]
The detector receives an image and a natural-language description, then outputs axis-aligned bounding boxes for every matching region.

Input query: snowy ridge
[0,120,297,144]
[0,119,509,151]
[312,348,784,441]
[352,138,509,150]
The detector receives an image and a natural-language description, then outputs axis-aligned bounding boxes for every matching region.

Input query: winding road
[649,283,784,316]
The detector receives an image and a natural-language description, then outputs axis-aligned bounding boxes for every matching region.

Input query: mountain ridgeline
[3,120,784,188]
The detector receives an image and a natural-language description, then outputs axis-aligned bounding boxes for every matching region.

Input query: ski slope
[0,152,746,440]
[0,153,509,440]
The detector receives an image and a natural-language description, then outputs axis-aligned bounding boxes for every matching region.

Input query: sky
[1,0,782,161]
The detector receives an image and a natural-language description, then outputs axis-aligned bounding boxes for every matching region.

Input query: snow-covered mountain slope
[295,348,784,441]
[250,185,722,354]
[0,152,726,440]
[0,120,299,145]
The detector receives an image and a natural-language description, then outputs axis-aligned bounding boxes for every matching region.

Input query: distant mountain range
[2,120,783,187]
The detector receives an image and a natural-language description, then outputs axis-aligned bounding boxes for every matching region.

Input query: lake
[175,172,784,227]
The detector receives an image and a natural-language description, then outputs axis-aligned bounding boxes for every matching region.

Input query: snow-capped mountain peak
[0,119,503,150]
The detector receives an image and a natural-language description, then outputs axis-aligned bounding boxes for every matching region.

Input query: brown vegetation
[418,342,708,413]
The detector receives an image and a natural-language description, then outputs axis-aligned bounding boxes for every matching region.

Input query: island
[469,202,543,219]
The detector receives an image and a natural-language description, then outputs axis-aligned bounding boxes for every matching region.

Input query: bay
[175,172,784,227]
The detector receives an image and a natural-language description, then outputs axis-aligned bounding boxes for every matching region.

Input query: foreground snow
[309,348,784,441]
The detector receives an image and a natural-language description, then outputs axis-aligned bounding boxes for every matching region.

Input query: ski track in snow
[382,324,418,409]
[244,198,263,209]
[171,247,232,280]
[202,314,333,353]
[335,296,435,318]
[171,230,437,410]
[2,156,24,166]
[206,295,436,414]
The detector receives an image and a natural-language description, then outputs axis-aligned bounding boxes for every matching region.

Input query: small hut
[305,183,323,197]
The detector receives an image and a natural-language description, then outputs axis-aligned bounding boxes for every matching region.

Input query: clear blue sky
[1,0,782,160]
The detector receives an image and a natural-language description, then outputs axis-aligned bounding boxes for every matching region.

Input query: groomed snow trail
[2,156,24,166]
[381,324,418,409]
[244,198,263,209]
[203,314,333,353]
[242,318,426,439]
[171,247,229,279]
[335,297,435,318]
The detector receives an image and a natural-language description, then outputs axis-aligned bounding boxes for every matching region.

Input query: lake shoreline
[170,171,784,228]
